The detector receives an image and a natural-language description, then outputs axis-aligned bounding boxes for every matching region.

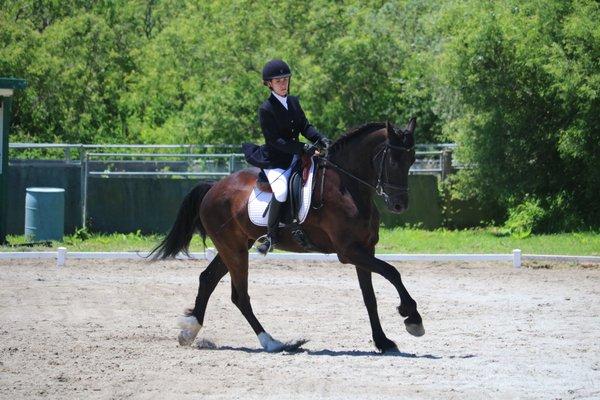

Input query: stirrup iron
[256,234,273,255]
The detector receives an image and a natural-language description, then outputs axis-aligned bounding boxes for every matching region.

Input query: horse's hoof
[375,337,398,353]
[258,332,286,352]
[405,321,425,337]
[382,347,402,355]
[258,332,307,353]
[381,345,400,354]
[178,330,197,346]
[177,315,202,346]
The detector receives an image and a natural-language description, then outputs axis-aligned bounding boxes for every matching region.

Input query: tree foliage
[435,0,599,230]
[1,0,598,230]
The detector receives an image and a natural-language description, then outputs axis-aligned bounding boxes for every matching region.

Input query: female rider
[242,59,331,255]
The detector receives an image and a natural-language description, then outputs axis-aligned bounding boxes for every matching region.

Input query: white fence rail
[1,248,599,268]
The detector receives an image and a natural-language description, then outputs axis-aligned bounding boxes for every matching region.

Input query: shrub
[504,198,546,238]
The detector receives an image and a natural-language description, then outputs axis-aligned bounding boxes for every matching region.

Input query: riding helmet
[262,59,292,81]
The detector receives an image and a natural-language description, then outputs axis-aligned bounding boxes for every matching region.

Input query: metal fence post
[0,97,7,244]
[79,146,85,228]
[441,149,453,180]
[81,149,89,229]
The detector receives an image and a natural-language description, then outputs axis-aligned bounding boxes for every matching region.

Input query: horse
[150,118,423,353]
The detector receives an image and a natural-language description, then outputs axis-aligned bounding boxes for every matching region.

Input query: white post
[57,246,67,267]
[205,248,216,262]
[513,249,522,268]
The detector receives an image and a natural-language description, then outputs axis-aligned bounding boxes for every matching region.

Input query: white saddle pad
[248,158,316,227]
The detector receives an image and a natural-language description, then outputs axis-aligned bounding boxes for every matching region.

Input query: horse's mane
[328,122,387,155]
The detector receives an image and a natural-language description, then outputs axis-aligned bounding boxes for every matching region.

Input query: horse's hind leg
[215,242,290,352]
[355,267,399,353]
[178,255,228,346]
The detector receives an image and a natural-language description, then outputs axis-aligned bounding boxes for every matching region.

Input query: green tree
[437,0,600,231]
[1,1,147,143]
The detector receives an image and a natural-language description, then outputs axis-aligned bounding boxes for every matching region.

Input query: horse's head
[379,118,416,213]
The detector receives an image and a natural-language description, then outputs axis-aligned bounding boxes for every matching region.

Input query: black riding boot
[257,197,284,255]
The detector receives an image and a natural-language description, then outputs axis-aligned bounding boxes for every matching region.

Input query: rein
[320,142,413,202]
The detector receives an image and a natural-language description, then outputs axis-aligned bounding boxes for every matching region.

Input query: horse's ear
[405,117,417,135]
[386,120,400,138]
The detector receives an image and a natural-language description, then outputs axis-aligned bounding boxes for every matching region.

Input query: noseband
[323,139,414,202]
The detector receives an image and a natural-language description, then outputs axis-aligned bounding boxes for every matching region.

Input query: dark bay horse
[151,118,424,353]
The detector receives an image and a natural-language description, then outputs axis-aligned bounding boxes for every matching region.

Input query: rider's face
[269,77,289,97]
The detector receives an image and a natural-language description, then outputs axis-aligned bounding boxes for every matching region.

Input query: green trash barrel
[24,187,65,241]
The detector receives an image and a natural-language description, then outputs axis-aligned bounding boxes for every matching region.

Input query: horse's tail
[149,182,214,260]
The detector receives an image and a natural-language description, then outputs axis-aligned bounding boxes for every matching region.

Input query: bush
[503,198,546,238]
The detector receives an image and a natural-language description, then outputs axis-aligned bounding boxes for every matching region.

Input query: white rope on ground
[1,248,600,268]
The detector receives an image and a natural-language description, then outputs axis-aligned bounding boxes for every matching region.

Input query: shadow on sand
[195,339,475,360]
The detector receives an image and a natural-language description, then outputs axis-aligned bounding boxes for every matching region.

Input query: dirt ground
[0,257,599,399]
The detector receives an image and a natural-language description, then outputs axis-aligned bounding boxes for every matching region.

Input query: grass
[2,228,599,255]
[2,231,202,253]
[377,228,600,255]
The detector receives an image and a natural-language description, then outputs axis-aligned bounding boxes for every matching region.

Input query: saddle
[256,154,312,225]
[248,154,318,249]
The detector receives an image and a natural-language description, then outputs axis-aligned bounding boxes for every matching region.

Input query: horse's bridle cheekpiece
[373,142,413,201]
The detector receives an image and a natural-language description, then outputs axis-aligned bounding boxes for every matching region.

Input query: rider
[242,59,332,255]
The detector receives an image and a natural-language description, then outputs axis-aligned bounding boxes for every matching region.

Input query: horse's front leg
[347,248,425,337]
[355,267,399,353]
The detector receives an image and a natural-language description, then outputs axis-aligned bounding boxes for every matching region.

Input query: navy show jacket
[242,93,324,169]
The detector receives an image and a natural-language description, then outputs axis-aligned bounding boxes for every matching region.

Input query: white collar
[271,91,288,109]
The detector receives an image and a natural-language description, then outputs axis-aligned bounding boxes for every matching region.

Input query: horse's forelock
[388,125,414,149]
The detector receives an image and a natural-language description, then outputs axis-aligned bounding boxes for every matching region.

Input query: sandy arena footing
[1,258,599,399]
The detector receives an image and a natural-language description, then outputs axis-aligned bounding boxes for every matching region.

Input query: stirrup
[256,235,274,256]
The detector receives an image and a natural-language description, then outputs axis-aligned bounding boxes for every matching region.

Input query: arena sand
[1,258,599,399]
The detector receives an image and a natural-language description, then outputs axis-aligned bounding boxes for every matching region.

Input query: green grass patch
[2,228,599,255]
[3,231,210,253]
[377,228,600,255]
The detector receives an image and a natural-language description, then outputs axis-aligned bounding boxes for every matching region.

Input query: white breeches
[264,155,298,202]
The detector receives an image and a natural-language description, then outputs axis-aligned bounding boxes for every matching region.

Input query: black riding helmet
[262,59,292,83]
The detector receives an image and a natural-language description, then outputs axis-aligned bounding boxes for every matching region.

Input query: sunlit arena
[1,258,599,399]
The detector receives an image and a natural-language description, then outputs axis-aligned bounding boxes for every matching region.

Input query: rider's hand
[303,143,318,156]
[317,137,332,150]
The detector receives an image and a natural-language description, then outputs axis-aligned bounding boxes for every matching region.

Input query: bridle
[373,142,413,200]
[321,138,414,203]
